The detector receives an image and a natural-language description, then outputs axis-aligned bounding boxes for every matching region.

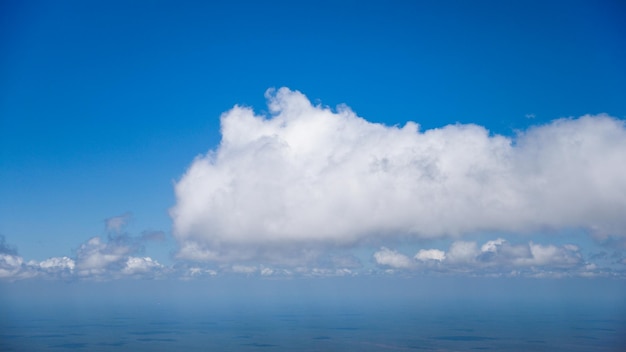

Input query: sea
[1,277,624,351]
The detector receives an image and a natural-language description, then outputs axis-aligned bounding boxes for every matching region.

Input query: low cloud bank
[171,88,626,262]
[0,216,165,281]
[1,232,623,280]
[374,239,607,278]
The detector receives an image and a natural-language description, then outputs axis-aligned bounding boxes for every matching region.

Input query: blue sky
[1,0,626,281]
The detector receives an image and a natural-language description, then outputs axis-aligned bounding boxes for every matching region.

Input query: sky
[1,0,626,282]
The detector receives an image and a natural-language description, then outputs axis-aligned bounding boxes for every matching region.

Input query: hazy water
[1,278,625,351]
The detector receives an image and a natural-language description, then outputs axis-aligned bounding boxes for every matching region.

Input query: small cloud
[373,247,413,269]
[122,257,162,276]
[480,238,506,253]
[260,267,274,276]
[0,236,36,280]
[105,212,132,233]
[0,253,24,279]
[75,236,131,276]
[415,249,446,262]
[525,113,536,119]
[39,256,75,272]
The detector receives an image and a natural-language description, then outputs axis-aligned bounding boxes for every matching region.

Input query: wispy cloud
[105,212,132,234]
[171,88,626,263]
[0,234,18,255]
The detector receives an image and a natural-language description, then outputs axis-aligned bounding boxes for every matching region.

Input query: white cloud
[73,235,165,279]
[75,237,131,275]
[122,256,162,275]
[0,253,24,279]
[171,88,626,263]
[373,247,413,269]
[0,221,174,280]
[1,236,75,279]
[0,236,26,279]
[481,238,506,253]
[39,256,75,272]
[415,249,446,262]
[412,238,585,275]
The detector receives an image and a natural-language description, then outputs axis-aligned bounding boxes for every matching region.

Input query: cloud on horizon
[0,224,166,281]
[374,238,611,278]
[171,88,626,263]
[0,231,623,280]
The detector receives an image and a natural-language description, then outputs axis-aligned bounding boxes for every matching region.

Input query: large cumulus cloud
[171,88,626,262]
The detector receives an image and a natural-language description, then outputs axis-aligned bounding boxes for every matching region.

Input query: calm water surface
[1,279,624,351]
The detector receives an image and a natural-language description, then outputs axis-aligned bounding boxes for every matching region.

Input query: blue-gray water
[1,278,625,351]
